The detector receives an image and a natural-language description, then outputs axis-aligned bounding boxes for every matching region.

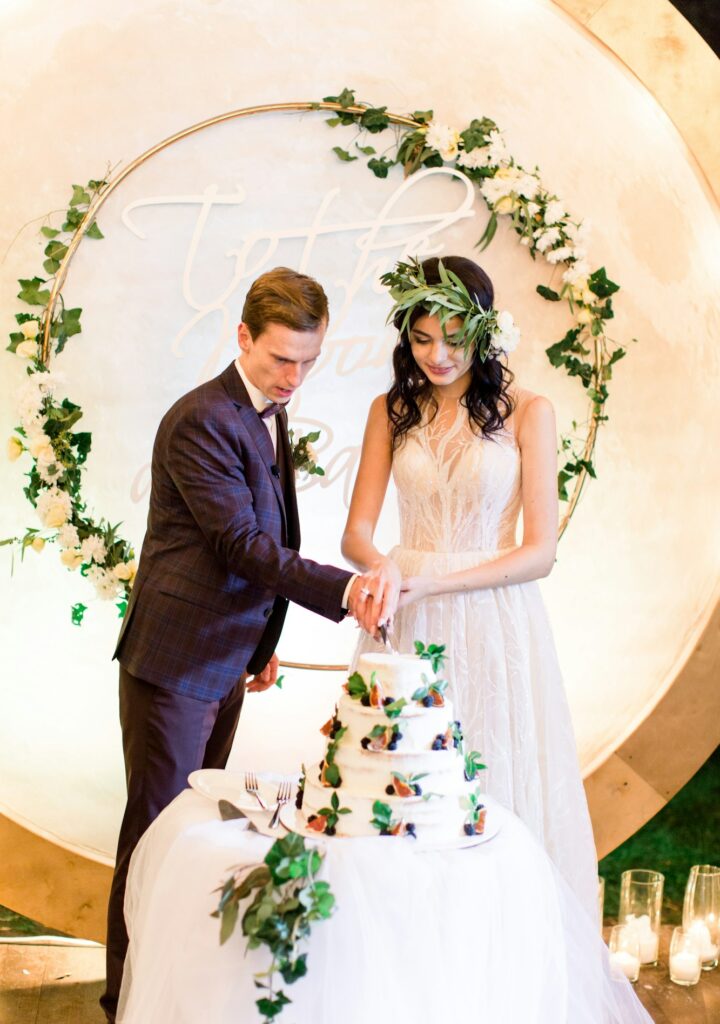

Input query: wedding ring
[360,587,372,598]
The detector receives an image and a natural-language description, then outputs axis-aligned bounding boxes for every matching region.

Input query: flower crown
[380,258,520,358]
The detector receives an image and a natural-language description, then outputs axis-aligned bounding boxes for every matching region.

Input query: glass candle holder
[619,869,663,965]
[669,926,702,986]
[682,864,720,971]
[598,876,605,933]
[608,924,640,983]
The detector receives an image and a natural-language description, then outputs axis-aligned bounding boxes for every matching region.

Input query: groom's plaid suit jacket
[114,362,351,701]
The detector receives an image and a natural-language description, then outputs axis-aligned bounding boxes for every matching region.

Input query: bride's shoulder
[507,386,555,438]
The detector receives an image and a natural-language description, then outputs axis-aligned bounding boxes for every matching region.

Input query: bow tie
[259,402,283,420]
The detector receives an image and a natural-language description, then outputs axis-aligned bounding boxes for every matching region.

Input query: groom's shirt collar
[234,357,276,415]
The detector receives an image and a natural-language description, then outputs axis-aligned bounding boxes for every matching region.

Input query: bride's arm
[402,396,558,603]
[341,395,401,622]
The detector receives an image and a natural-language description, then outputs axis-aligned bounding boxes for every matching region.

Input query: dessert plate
[279,804,502,849]
[188,768,295,813]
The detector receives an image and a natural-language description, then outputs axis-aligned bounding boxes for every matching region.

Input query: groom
[101,267,376,1022]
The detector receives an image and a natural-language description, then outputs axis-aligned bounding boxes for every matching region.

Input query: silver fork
[244,771,268,811]
[268,779,293,829]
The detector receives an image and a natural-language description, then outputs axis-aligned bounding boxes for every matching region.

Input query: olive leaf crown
[380,257,510,360]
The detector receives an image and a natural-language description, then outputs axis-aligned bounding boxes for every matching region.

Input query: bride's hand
[398,576,437,609]
[365,557,403,628]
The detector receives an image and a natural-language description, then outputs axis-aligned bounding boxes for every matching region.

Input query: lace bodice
[392,400,521,553]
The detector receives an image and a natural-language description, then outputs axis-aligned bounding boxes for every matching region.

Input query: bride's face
[408,314,474,390]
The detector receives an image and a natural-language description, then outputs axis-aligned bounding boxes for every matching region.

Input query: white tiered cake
[298,645,487,841]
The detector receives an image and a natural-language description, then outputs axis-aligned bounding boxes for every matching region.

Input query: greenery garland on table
[213,829,335,1023]
[4,90,632,621]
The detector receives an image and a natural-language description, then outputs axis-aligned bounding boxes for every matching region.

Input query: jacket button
[263,607,272,619]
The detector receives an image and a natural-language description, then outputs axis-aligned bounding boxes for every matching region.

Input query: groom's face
[237,320,325,404]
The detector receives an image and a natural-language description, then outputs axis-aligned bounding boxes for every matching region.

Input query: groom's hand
[347,574,381,637]
[246,653,280,693]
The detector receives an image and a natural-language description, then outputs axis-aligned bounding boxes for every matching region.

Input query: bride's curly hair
[386,256,514,450]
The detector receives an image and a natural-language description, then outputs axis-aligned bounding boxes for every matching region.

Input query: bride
[343,254,599,918]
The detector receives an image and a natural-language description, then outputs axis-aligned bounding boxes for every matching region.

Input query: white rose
[57,524,80,549]
[7,437,23,461]
[60,548,83,570]
[113,559,137,582]
[28,433,54,459]
[495,196,517,215]
[80,535,107,564]
[576,308,594,325]
[31,536,45,553]
[21,320,39,340]
[36,487,72,529]
[16,339,38,359]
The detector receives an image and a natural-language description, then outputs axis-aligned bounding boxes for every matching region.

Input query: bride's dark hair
[386,255,514,450]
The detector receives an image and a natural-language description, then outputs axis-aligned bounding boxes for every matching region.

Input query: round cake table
[117,783,653,1023]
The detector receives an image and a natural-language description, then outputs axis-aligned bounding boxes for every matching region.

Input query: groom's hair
[242,267,329,338]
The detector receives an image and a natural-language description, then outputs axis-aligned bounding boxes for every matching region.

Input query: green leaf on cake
[383,698,407,719]
[345,672,368,700]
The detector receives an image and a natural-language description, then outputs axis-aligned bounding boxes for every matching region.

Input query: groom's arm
[165,404,353,621]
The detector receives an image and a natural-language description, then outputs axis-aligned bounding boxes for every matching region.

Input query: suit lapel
[219,363,287,535]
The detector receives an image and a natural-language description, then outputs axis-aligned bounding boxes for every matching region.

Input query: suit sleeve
[164,404,352,621]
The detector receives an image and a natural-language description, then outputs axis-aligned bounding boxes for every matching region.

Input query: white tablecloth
[118,788,653,1024]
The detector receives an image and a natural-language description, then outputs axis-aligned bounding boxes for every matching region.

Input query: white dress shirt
[234,357,356,610]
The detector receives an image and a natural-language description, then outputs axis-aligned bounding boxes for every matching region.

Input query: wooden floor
[1,927,719,1022]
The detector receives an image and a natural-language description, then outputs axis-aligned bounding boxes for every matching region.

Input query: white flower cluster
[36,487,72,529]
[424,122,460,162]
[85,561,136,599]
[16,371,64,437]
[456,129,508,170]
[490,311,521,355]
[480,166,541,215]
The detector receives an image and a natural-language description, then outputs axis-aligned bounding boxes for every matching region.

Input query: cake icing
[298,644,487,840]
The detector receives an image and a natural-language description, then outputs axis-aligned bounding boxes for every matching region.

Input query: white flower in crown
[490,311,521,355]
[28,433,54,461]
[36,487,72,529]
[481,166,541,212]
[425,122,461,161]
[57,523,80,549]
[80,535,107,564]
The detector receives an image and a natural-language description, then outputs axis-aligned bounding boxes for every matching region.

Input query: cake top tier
[355,651,439,703]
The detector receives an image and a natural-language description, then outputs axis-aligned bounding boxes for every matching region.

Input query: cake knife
[379,623,397,653]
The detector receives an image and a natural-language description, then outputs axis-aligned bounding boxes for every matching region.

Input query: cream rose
[7,437,23,462]
[16,339,38,359]
[36,487,72,528]
[21,320,39,340]
[113,559,137,582]
[31,536,45,553]
[60,548,83,570]
[576,308,594,325]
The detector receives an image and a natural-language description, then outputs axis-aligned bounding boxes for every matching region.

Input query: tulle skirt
[353,545,599,920]
[118,790,651,1024]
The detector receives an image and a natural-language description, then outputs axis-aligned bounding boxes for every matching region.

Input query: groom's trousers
[100,664,246,1023]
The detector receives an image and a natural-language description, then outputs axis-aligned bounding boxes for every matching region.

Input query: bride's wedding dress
[354,397,599,918]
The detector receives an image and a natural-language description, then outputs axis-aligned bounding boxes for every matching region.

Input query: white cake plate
[279,804,502,850]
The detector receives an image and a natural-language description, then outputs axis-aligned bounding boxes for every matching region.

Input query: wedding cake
[298,643,487,840]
